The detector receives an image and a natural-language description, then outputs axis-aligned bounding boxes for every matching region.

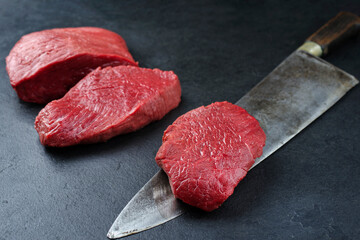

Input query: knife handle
[305,12,360,56]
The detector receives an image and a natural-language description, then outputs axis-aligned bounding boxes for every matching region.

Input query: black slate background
[1,1,359,239]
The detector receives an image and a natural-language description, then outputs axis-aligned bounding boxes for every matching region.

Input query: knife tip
[107,231,116,239]
[107,229,124,239]
[107,229,139,239]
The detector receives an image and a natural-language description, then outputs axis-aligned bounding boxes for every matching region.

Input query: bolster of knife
[298,11,360,57]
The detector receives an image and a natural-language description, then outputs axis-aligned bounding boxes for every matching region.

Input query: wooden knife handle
[307,12,360,55]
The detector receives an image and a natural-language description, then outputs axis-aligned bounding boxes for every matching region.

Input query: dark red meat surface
[6,27,137,104]
[155,102,266,211]
[35,65,181,147]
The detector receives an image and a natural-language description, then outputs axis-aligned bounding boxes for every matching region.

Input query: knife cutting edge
[108,12,360,239]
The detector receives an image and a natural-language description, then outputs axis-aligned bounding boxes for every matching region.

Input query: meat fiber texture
[156,102,266,211]
[35,65,181,147]
[6,27,137,104]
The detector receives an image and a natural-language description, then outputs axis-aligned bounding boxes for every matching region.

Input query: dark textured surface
[0,1,359,239]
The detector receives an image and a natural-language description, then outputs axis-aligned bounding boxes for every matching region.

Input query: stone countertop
[0,1,359,239]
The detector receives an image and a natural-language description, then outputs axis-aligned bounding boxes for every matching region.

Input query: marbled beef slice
[155,101,266,211]
[6,27,137,103]
[35,65,181,147]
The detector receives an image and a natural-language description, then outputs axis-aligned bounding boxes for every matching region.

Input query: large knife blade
[108,12,360,239]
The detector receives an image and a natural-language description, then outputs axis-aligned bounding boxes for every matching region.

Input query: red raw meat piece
[35,65,181,147]
[6,27,137,103]
[155,102,266,211]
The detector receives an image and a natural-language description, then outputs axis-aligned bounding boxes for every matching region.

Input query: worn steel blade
[107,170,188,239]
[238,51,358,169]
[107,50,358,239]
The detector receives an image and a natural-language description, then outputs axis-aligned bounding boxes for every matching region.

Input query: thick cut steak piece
[35,66,181,147]
[155,102,266,211]
[6,27,137,103]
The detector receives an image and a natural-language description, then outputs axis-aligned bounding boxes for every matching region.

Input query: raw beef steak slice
[155,102,266,211]
[35,65,181,147]
[6,27,137,103]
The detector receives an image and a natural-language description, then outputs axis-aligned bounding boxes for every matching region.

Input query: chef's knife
[108,12,360,239]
